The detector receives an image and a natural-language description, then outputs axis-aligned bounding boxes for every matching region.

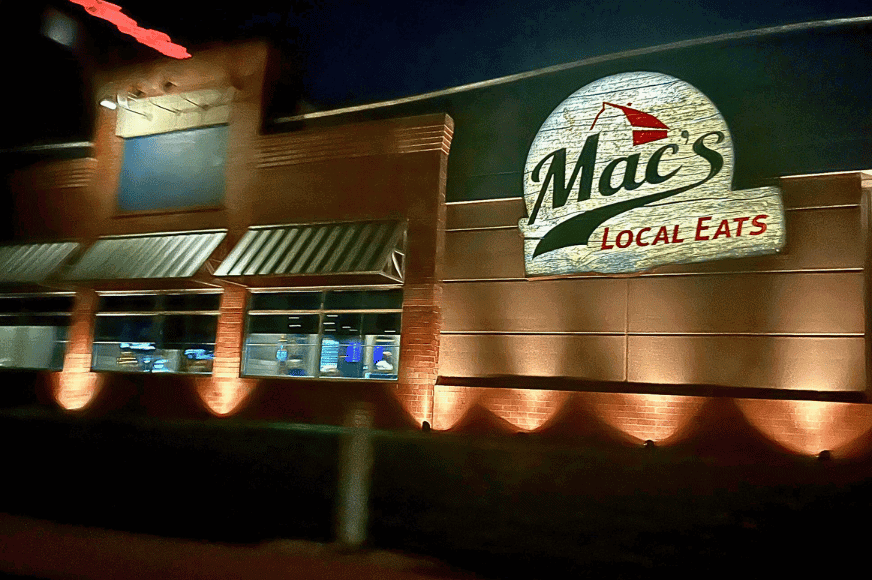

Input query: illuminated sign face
[519,72,785,275]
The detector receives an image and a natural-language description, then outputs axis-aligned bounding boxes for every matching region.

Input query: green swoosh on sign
[532,132,724,259]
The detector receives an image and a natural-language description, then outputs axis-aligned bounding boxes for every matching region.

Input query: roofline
[273,15,872,125]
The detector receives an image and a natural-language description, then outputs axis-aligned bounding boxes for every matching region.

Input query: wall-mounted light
[99,97,117,110]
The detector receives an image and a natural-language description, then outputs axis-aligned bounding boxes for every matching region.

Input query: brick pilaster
[396,283,441,425]
[196,285,256,415]
[54,289,103,410]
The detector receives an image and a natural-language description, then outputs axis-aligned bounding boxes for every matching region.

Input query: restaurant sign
[519,72,785,275]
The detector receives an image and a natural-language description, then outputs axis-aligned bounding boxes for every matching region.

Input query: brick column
[396,283,441,426]
[196,285,256,415]
[53,289,103,410]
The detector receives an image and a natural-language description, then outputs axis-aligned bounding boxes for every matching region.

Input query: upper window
[117,125,228,212]
[0,294,74,370]
[92,292,220,374]
[244,290,402,380]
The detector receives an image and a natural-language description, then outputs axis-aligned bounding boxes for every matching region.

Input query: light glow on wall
[432,385,479,430]
[484,388,569,432]
[737,399,872,457]
[196,377,255,416]
[52,370,103,410]
[585,393,706,444]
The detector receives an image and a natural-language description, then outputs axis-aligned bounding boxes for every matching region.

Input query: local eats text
[600,215,768,250]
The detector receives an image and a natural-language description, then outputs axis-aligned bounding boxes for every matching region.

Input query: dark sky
[1,0,870,148]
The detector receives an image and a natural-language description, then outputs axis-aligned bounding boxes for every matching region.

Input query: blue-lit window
[117,125,228,212]
[244,290,402,380]
[92,293,220,374]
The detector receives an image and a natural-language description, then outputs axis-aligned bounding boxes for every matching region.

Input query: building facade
[4,29,872,460]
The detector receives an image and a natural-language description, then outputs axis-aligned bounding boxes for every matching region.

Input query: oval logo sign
[519,72,785,275]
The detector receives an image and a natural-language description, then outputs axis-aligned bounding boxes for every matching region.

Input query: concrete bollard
[335,403,375,549]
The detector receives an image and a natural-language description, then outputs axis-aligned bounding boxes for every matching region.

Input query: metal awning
[65,230,226,280]
[215,220,406,282]
[0,242,80,284]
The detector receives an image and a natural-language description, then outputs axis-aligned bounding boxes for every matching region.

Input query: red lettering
[616,230,633,248]
[671,225,684,243]
[652,226,670,245]
[712,219,732,239]
[750,214,768,235]
[635,227,651,247]
[733,216,750,236]
[601,227,614,249]
[695,216,712,241]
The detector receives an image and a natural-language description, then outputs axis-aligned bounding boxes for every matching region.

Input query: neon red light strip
[69,0,190,59]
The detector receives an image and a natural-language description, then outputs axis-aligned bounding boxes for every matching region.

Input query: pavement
[0,514,476,580]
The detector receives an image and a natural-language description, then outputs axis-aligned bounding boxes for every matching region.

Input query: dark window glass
[361,313,402,335]
[22,296,75,313]
[164,293,221,312]
[21,315,71,327]
[0,295,74,314]
[0,298,22,314]
[163,315,218,346]
[249,314,320,334]
[99,295,160,312]
[94,316,157,343]
[250,292,323,311]
[324,290,402,310]
[322,313,362,337]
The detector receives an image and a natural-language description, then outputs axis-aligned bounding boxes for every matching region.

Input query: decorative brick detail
[255,115,453,168]
[34,158,97,190]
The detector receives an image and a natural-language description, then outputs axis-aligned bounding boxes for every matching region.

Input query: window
[117,125,228,212]
[92,292,220,374]
[0,294,74,370]
[244,290,402,380]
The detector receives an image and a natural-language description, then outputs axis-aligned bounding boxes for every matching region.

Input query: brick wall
[432,385,872,458]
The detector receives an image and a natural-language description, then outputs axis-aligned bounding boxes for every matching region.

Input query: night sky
[1,0,870,148]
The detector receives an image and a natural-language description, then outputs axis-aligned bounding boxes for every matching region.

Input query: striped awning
[215,220,405,282]
[0,242,80,284]
[65,230,226,281]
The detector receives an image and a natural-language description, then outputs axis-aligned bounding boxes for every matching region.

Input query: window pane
[94,316,157,343]
[162,315,218,347]
[99,295,160,312]
[250,292,322,311]
[243,333,319,377]
[249,314,320,335]
[22,295,75,313]
[0,325,67,370]
[324,290,402,310]
[243,290,402,381]
[0,295,74,314]
[322,313,362,337]
[0,298,23,314]
[361,313,401,335]
[164,293,221,312]
[117,125,227,212]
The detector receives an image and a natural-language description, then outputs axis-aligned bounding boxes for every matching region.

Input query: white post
[335,403,374,549]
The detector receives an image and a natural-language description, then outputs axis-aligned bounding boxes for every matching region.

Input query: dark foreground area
[2,407,871,579]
